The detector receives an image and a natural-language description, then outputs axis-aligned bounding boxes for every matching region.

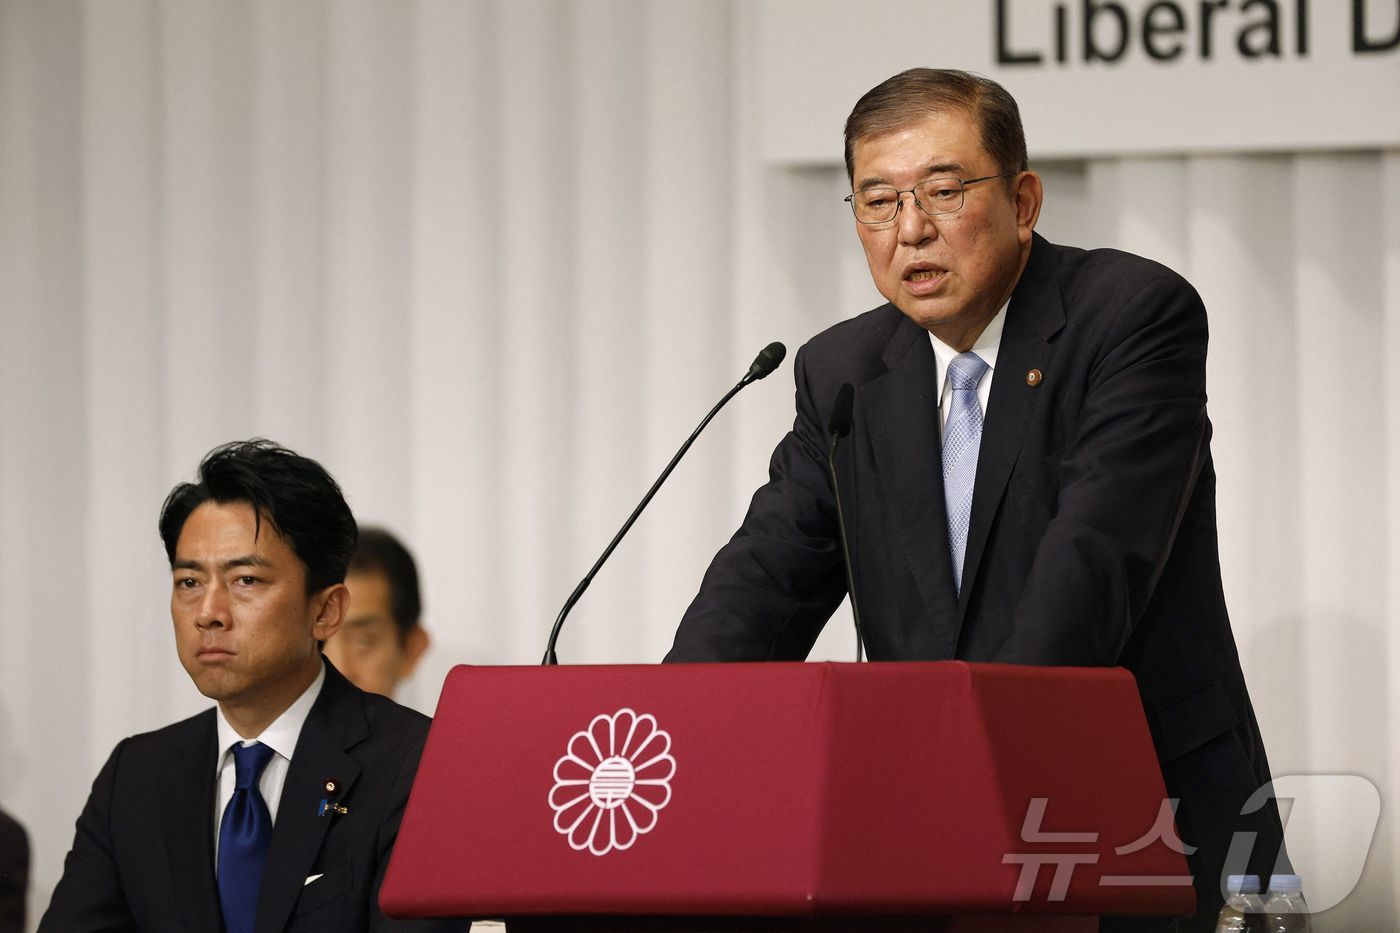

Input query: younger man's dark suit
[0,807,27,933]
[668,233,1284,928]
[40,661,462,932]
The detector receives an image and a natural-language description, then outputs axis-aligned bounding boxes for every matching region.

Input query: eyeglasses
[844,172,1016,225]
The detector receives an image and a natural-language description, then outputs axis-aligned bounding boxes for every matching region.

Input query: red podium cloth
[381,662,1192,921]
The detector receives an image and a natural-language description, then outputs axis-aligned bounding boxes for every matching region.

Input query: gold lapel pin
[317,798,349,817]
[1025,369,1043,387]
[324,779,338,793]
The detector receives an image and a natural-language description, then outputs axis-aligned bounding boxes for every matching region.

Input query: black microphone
[747,341,787,382]
[826,383,865,662]
[542,342,789,664]
[828,382,854,438]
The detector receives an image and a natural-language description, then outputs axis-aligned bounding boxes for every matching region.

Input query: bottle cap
[1225,874,1262,893]
[1269,873,1303,892]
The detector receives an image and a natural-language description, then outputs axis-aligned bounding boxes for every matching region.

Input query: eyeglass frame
[843,171,1019,225]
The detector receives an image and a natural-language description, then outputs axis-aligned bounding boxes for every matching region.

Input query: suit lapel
[861,315,961,654]
[255,663,366,933]
[160,712,223,929]
[957,235,1066,624]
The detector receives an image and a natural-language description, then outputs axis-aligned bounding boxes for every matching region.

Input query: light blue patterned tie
[943,352,989,593]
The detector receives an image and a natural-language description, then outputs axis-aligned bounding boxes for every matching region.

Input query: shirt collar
[929,301,1008,400]
[215,659,326,765]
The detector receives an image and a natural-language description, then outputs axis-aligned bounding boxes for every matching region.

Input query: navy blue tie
[218,741,276,933]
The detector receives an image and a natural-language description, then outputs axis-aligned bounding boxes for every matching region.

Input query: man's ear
[397,626,430,680]
[311,583,350,643]
[1014,170,1044,243]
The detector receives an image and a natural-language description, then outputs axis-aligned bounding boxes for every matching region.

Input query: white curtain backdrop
[1,1,1396,929]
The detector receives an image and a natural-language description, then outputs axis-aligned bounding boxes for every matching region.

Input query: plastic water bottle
[1262,874,1311,932]
[1215,874,1264,933]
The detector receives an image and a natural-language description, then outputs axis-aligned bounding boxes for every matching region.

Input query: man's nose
[196,584,229,628]
[897,191,937,246]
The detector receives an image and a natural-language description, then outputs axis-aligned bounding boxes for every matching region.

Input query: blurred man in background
[324,527,430,698]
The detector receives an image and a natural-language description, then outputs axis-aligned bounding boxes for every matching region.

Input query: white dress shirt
[213,662,326,867]
[929,301,1008,432]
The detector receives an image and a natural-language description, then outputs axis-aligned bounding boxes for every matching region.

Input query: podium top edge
[442,660,1136,685]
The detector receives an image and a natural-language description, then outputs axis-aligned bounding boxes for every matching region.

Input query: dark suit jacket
[40,661,463,933]
[0,807,27,933]
[667,233,1284,925]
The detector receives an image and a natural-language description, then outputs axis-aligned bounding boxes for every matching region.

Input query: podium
[381,662,1194,930]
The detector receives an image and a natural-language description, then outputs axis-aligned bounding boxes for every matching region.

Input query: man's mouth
[903,264,948,293]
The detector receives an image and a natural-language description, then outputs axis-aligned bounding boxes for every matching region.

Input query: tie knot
[231,742,276,790]
[947,352,989,392]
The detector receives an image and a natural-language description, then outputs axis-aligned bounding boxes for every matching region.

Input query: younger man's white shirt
[212,662,326,865]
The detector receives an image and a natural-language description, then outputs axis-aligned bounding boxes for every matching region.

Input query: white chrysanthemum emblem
[549,708,676,856]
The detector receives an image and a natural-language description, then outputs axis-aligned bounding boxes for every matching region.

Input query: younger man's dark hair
[158,439,358,595]
[349,527,423,640]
